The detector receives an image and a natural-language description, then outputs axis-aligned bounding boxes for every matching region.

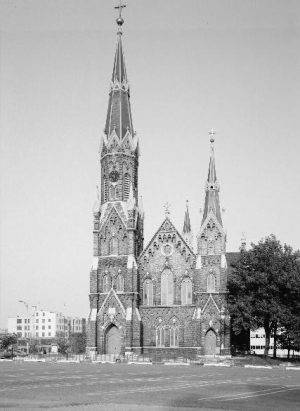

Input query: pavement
[0,361,299,410]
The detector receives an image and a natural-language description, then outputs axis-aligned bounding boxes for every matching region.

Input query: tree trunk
[273,322,277,359]
[264,322,271,357]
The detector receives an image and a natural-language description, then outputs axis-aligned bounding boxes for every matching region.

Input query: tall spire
[183,200,191,234]
[201,129,222,225]
[104,3,133,140]
[182,200,193,249]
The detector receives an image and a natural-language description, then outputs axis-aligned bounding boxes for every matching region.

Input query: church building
[87,11,231,359]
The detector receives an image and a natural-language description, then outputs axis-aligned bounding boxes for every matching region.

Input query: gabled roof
[140,217,195,259]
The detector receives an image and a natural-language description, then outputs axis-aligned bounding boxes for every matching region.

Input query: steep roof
[182,201,191,234]
[201,135,223,226]
[104,32,134,140]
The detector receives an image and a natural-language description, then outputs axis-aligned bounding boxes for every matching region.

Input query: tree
[228,235,300,357]
[69,333,87,354]
[0,334,18,356]
[57,338,70,355]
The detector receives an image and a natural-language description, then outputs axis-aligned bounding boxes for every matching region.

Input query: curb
[244,365,272,369]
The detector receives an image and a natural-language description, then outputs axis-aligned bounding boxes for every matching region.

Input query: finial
[164,202,171,218]
[209,128,216,144]
[186,199,189,209]
[114,0,126,32]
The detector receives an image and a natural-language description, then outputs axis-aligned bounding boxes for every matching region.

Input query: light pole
[18,300,30,354]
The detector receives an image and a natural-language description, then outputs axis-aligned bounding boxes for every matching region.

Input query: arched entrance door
[105,325,121,355]
[205,329,217,355]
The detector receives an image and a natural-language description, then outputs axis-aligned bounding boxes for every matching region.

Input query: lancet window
[181,278,192,305]
[170,326,179,347]
[103,275,110,293]
[116,274,124,292]
[109,237,119,255]
[207,272,216,293]
[161,269,174,305]
[156,326,165,347]
[143,279,153,306]
[123,173,130,200]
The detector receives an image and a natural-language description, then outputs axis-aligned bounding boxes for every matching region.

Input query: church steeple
[100,9,139,205]
[104,26,133,140]
[182,200,193,249]
[201,129,222,226]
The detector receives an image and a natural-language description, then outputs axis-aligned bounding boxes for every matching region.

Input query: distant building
[8,310,86,340]
[250,328,300,358]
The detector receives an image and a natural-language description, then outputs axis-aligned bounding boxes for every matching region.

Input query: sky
[0,0,299,328]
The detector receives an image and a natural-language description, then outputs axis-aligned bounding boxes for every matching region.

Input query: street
[0,361,299,410]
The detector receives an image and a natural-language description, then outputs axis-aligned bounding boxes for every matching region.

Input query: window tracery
[207,272,216,293]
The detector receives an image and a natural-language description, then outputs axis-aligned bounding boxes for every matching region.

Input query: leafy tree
[69,333,87,354]
[228,235,300,357]
[57,338,70,355]
[0,334,18,356]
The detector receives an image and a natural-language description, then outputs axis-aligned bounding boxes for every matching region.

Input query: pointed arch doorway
[105,325,121,355]
[204,329,217,355]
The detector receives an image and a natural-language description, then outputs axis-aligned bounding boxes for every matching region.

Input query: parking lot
[0,361,299,410]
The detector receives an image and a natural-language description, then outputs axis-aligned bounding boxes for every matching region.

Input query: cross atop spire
[164,202,171,218]
[114,0,126,32]
[209,128,216,144]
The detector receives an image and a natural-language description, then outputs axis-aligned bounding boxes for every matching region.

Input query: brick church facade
[87,15,231,359]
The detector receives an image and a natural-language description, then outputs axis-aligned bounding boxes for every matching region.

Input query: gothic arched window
[170,326,179,347]
[123,173,130,200]
[109,185,116,201]
[143,279,153,306]
[207,272,216,293]
[109,237,118,255]
[156,326,165,347]
[181,278,192,305]
[103,275,110,292]
[116,274,124,292]
[161,269,174,305]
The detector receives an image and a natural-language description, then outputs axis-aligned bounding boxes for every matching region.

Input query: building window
[36,326,38,330]
[42,319,45,323]
[36,332,38,337]
[170,326,179,347]
[207,272,216,293]
[109,237,118,255]
[48,319,51,322]
[156,327,165,347]
[17,332,22,338]
[143,279,153,306]
[17,319,22,323]
[42,326,45,330]
[17,326,22,330]
[42,333,45,337]
[103,275,110,292]
[161,269,173,305]
[36,313,38,316]
[48,332,51,336]
[36,319,39,323]
[116,274,124,292]
[48,326,51,330]
[43,312,45,316]
[181,278,192,305]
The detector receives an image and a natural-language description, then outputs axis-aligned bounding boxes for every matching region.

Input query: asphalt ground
[0,362,299,411]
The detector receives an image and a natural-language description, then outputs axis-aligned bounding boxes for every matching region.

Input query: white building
[250,328,300,358]
[8,310,85,340]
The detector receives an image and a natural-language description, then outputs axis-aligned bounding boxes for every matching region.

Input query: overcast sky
[1,0,299,328]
